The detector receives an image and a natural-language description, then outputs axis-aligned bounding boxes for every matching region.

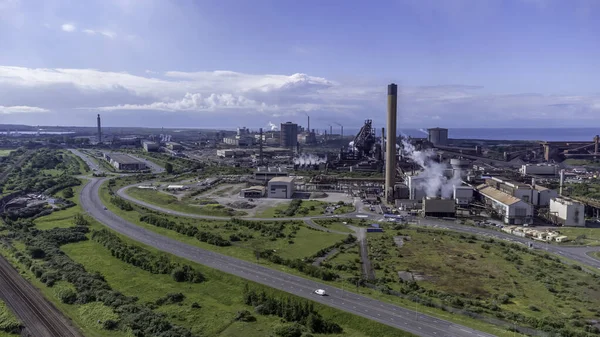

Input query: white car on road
[314,289,326,296]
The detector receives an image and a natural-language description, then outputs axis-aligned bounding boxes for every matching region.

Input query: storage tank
[428,128,448,146]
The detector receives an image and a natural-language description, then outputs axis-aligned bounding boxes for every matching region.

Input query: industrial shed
[422,197,456,217]
[240,186,266,198]
[477,185,533,225]
[104,153,147,171]
[268,177,295,199]
[549,197,585,227]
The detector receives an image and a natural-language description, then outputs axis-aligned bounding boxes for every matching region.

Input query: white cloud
[61,23,76,32]
[81,29,116,38]
[0,106,49,114]
[0,65,599,127]
[100,31,116,38]
[97,92,274,112]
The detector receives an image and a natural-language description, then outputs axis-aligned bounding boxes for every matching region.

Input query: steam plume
[294,153,327,166]
[402,140,461,198]
[268,122,278,131]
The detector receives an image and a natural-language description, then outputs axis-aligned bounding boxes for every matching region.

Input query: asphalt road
[116,181,600,269]
[80,177,495,337]
[68,149,101,172]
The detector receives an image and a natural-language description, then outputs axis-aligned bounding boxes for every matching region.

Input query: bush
[273,323,305,337]
[234,310,256,322]
[156,293,185,305]
[102,319,118,330]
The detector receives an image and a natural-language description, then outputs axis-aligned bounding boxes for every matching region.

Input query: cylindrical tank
[428,128,448,146]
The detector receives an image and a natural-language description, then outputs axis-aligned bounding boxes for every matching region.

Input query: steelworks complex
[19,83,600,243]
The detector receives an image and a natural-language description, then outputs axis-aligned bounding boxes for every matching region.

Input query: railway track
[0,255,83,337]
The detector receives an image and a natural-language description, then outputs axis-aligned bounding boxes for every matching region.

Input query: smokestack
[385,83,398,202]
[595,135,599,154]
[559,169,564,195]
[97,114,102,143]
[330,125,333,136]
[259,128,264,165]
[340,125,343,138]
[307,116,310,134]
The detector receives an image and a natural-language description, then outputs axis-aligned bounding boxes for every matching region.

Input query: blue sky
[0,0,599,129]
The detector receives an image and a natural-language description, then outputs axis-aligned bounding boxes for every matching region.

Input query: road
[68,149,101,172]
[0,255,83,337]
[80,177,495,337]
[116,181,600,268]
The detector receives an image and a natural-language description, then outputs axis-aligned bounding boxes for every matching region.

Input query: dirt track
[0,255,83,337]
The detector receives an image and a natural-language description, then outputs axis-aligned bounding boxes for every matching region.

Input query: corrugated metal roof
[478,186,522,206]
[269,176,295,183]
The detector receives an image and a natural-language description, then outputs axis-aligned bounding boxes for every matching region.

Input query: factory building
[477,185,533,225]
[549,197,585,227]
[223,137,254,146]
[166,142,183,151]
[143,141,159,152]
[104,153,147,171]
[534,185,558,207]
[254,167,289,181]
[485,177,538,205]
[520,164,558,176]
[240,186,266,198]
[428,127,449,146]
[280,122,298,149]
[422,197,456,217]
[453,186,474,206]
[268,177,295,199]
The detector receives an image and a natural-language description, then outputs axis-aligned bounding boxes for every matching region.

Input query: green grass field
[104,182,347,261]
[258,200,354,218]
[0,299,20,336]
[355,228,599,331]
[125,187,247,217]
[100,179,526,336]
[313,219,355,233]
[4,200,414,337]
[553,227,600,245]
[34,183,84,230]
[0,150,14,157]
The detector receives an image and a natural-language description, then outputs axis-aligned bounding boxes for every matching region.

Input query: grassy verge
[258,200,354,218]
[105,183,346,262]
[99,179,525,336]
[553,227,600,246]
[0,149,14,157]
[4,202,414,337]
[327,227,598,335]
[125,187,247,217]
[314,219,355,233]
[0,299,20,336]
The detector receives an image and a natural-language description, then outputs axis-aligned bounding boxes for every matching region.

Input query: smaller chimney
[559,169,564,195]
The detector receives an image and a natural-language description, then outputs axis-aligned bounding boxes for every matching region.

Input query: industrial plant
[2,83,600,234]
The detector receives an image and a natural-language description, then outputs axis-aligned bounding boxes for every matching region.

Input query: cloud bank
[0,65,598,128]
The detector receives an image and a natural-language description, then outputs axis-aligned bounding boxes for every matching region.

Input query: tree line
[4,220,198,337]
[243,285,342,335]
[92,229,205,283]
[139,214,231,247]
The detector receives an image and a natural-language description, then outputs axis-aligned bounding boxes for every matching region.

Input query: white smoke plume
[268,122,278,131]
[294,153,327,166]
[418,128,429,135]
[402,140,462,198]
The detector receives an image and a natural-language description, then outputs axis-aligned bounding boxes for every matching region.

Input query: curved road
[80,177,496,337]
[116,182,600,269]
